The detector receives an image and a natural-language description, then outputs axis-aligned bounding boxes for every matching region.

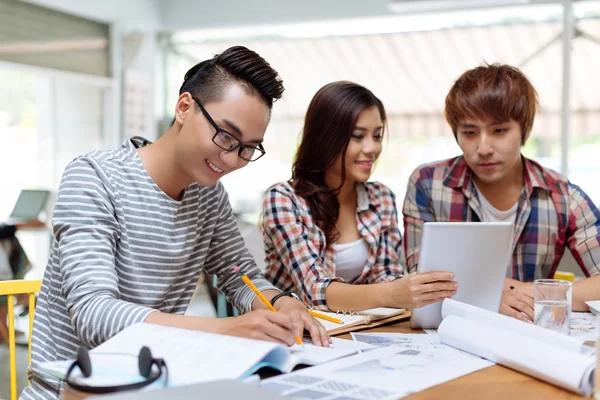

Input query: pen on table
[509,285,534,323]
[308,310,343,325]
[233,266,303,345]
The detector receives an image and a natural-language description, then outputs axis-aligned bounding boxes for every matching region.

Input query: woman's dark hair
[179,45,284,109]
[292,81,386,246]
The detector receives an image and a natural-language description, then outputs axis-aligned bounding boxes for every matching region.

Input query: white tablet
[410,221,513,329]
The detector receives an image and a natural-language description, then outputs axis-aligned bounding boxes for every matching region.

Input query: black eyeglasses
[192,97,266,162]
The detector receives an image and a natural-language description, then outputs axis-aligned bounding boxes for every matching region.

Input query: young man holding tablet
[403,63,600,322]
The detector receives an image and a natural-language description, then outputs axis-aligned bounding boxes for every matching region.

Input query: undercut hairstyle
[445,63,539,144]
[178,45,284,110]
[291,81,386,246]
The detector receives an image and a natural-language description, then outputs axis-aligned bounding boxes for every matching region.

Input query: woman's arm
[262,186,342,310]
[326,272,457,311]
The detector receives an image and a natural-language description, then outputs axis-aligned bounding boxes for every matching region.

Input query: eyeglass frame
[191,96,266,162]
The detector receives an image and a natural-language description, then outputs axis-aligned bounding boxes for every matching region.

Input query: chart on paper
[260,336,493,400]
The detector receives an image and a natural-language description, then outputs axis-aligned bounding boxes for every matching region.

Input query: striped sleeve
[203,183,278,314]
[566,183,600,276]
[54,158,156,347]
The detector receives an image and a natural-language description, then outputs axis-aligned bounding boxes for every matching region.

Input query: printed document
[438,299,596,396]
[37,323,358,387]
[260,336,492,399]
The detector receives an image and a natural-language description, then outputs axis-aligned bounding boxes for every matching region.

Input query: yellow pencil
[235,267,303,345]
[308,310,343,325]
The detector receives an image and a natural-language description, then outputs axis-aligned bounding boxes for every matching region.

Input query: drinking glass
[534,279,572,334]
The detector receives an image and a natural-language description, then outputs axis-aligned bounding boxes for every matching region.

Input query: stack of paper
[438,299,596,396]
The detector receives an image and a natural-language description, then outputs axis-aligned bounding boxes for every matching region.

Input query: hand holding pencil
[233,267,331,347]
[234,267,303,345]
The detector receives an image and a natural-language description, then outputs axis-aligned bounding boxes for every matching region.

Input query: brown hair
[444,63,538,144]
[292,81,386,246]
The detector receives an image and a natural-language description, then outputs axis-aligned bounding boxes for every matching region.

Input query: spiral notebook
[317,307,410,335]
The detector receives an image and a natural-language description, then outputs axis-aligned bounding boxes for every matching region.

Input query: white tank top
[475,183,518,223]
[333,238,370,282]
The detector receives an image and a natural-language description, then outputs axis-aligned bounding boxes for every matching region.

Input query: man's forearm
[572,275,600,311]
[144,311,222,333]
[252,289,280,310]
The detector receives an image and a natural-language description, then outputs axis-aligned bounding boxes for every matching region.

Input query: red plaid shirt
[403,156,600,281]
[262,181,403,310]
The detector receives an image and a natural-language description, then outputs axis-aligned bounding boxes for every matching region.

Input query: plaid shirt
[403,156,600,281]
[262,181,403,310]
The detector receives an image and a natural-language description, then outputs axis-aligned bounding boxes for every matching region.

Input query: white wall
[53,80,105,183]
[24,0,393,32]
[159,0,393,31]
[22,0,162,33]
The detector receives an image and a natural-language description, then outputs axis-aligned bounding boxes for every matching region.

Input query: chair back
[0,279,42,400]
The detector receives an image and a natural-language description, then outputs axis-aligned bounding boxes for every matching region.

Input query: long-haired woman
[262,81,457,312]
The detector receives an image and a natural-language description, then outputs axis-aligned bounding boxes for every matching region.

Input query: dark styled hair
[292,81,386,246]
[179,45,284,109]
[445,63,538,144]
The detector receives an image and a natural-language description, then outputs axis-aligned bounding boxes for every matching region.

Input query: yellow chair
[0,279,42,400]
[553,271,575,282]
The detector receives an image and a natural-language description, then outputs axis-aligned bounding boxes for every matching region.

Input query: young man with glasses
[402,63,600,323]
[23,46,330,399]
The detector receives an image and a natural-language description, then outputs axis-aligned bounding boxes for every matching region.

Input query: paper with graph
[260,334,492,399]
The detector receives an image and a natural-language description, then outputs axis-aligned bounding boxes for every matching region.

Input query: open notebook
[438,299,595,396]
[37,323,358,388]
[316,307,409,335]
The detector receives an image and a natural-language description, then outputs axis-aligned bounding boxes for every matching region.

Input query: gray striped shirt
[21,137,276,399]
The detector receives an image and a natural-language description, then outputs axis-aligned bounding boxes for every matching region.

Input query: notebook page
[313,313,367,332]
[359,307,406,320]
[40,323,289,386]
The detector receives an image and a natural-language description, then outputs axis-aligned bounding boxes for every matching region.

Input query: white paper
[327,337,376,352]
[38,323,355,387]
[288,341,358,369]
[585,300,600,316]
[350,332,492,362]
[442,298,590,354]
[351,332,441,350]
[359,307,405,317]
[260,340,492,400]
[316,313,366,332]
[570,312,598,342]
[438,300,597,396]
[313,308,405,332]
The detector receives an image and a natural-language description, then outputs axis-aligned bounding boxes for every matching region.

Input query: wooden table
[339,321,588,400]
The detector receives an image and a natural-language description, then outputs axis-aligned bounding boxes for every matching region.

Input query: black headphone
[65,346,168,394]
